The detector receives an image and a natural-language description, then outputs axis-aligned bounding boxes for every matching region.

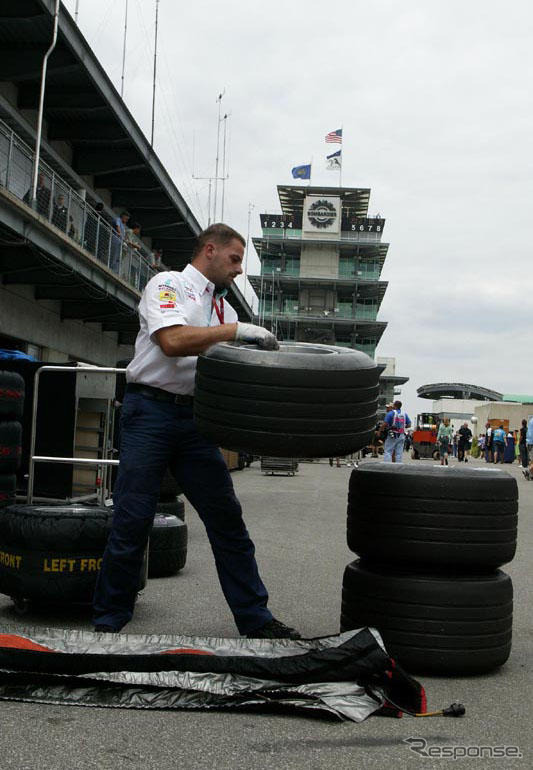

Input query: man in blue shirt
[383,400,411,463]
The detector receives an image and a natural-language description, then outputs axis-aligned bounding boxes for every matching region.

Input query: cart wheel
[11,597,31,616]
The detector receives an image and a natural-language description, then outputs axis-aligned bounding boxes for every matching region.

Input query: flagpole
[309,156,313,186]
[339,124,343,188]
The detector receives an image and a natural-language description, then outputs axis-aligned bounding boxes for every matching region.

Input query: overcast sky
[63,0,533,414]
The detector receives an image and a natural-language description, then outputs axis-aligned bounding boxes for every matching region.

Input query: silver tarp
[0,626,410,722]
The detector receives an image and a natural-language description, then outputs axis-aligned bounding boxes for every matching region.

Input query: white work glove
[235,322,279,350]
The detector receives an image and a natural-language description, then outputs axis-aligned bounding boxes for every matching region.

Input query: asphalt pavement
[0,454,531,770]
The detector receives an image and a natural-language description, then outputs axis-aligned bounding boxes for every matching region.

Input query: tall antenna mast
[150,0,160,147]
[75,0,80,23]
[243,202,255,303]
[221,112,230,221]
[213,90,224,221]
[120,0,129,99]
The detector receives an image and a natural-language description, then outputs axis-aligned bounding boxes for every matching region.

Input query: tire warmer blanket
[0,626,426,722]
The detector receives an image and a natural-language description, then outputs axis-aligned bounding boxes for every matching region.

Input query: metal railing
[0,119,156,292]
[257,303,378,321]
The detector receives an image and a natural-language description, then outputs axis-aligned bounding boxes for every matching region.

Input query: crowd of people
[362,409,533,478]
[23,175,164,280]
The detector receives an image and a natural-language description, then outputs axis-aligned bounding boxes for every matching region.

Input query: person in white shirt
[93,223,301,640]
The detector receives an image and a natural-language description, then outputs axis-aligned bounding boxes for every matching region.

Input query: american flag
[325,128,342,144]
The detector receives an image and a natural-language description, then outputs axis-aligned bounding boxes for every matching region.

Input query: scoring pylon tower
[249,185,388,358]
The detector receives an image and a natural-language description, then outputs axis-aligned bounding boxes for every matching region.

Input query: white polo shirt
[126,263,238,395]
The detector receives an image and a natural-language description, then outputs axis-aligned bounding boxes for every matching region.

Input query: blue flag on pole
[291,163,311,180]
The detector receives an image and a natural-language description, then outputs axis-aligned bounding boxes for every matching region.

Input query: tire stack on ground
[0,371,24,510]
[150,469,188,578]
[341,463,518,675]
[195,342,380,457]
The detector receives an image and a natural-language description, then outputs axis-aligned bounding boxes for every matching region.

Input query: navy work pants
[93,391,272,633]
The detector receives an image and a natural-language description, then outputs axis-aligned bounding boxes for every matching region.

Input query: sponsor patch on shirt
[159,289,176,302]
[182,282,197,301]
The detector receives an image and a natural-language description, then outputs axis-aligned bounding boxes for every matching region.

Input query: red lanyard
[212,296,225,324]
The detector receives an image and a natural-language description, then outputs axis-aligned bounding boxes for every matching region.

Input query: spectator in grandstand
[23,172,51,217]
[110,210,130,273]
[151,247,164,271]
[52,193,68,232]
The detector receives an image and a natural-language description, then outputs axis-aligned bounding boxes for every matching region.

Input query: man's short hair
[120,210,131,218]
[193,223,245,257]
[393,400,402,409]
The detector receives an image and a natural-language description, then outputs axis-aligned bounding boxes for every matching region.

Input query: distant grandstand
[417,383,503,402]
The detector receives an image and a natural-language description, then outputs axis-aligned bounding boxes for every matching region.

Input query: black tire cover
[0,504,113,549]
[340,560,513,675]
[0,421,22,473]
[0,371,25,420]
[0,504,148,603]
[0,473,16,508]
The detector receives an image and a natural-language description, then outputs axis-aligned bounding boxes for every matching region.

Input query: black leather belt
[126,382,194,406]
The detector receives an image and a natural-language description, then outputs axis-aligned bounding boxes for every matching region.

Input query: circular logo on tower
[307,199,337,229]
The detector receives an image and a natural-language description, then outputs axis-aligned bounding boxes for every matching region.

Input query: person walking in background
[457,422,472,462]
[452,432,458,458]
[437,417,453,466]
[383,400,411,463]
[492,425,506,464]
[519,419,529,469]
[526,417,533,470]
[504,430,516,463]
[485,422,494,463]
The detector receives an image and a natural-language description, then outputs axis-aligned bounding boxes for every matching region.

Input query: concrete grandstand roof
[417,382,503,401]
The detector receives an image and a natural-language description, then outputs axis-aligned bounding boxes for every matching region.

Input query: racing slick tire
[195,342,380,457]
[346,464,518,568]
[340,560,513,675]
[148,514,188,577]
[156,496,185,521]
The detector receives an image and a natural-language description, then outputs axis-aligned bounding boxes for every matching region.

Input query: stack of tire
[195,342,380,457]
[341,463,517,675]
[150,469,187,578]
[0,371,24,510]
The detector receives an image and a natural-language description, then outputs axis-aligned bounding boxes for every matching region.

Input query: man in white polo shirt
[93,223,301,640]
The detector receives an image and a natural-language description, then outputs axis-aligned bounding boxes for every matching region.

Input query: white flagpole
[309,156,313,185]
[339,125,343,188]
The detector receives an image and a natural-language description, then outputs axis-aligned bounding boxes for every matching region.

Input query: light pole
[31,0,60,208]
[243,202,255,303]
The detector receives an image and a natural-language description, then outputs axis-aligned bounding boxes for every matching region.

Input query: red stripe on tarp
[160,648,215,656]
[0,634,55,653]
